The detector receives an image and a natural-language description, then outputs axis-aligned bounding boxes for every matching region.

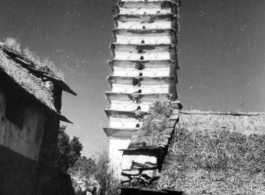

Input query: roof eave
[43,73,77,96]
[59,114,74,124]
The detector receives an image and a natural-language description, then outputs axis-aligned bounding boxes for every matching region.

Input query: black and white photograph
[0,0,265,194]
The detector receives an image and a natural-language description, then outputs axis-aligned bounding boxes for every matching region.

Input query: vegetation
[70,156,97,177]
[129,101,174,149]
[55,126,83,172]
[55,126,119,195]
[159,126,265,194]
[1,37,64,79]
[93,151,120,195]
[69,150,120,195]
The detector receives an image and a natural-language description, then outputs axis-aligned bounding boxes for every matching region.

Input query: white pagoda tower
[104,0,180,168]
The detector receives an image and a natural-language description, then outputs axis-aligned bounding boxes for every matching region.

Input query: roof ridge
[180,110,265,116]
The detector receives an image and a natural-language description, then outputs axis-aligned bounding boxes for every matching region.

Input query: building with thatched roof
[119,110,265,195]
[0,41,76,195]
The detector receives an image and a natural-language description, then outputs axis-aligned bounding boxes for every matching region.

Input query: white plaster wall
[119,9,171,15]
[111,60,173,69]
[112,84,169,93]
[114,67,170,77]
[115,52,170,61]
[111,100,151,111]
[115,45,172,52]
[109,138,131,173]
[117,21,172,30]
[110,117,142,129]
[116,35,171,45]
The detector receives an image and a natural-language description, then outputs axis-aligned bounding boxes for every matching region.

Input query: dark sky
[1,0,265,157]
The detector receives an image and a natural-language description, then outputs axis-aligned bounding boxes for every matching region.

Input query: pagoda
[104,0,180,168]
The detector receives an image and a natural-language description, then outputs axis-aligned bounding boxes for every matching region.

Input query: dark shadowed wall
[0,71,75,195]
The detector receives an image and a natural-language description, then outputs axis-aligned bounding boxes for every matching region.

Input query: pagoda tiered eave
[104,128,137,139]
[105,92,171,103]
[116,1,178,10]
[108,75,175,87]
[113,29,176,36]
[114,14,177,22]
[111,43,176,53]
[105,109,148,119]
[113,29,177,45]
[111,43,177,61]
[119,0,174,2]
[109,60,179,72]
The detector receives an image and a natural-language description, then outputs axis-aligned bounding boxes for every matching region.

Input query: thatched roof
[128,101,182,149]
[158,110,265,195]
[0,44,76,121]
[0,49,56,111]
[180,110,265,135]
